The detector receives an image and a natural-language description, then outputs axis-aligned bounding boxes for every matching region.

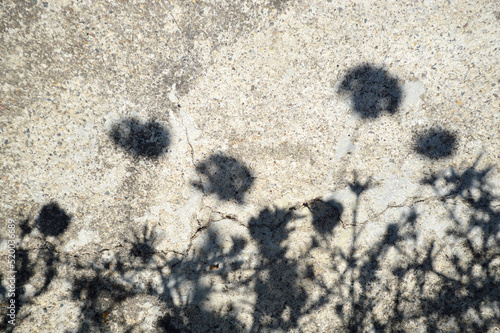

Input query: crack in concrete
[179,111,196,170]
[176,110,250,266]
[16,193,468,272]
[174,109,212,267]
[349,196,434,227]
[208,210,248,228]
[169,224,209,270]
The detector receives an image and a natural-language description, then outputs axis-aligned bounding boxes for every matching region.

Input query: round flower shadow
[193,154,254,204]
[307,199,343,236]
[110,118,170,159]
[415,127,457,160]
[338,64,402,118]
[35,202,71,237]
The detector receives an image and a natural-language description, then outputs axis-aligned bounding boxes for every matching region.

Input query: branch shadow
[71,264,137,333]
[329,161,499,332]
[2,160,498,332]
[247,207,306,331]
[159,235,249,333]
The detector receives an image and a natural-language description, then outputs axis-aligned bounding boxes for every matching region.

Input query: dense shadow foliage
[192,153,254,203]
[338,64,402,118]
[418,159,499,331]
[110,118,170,159]
[247,207,306,331]
[245,203,341,331]
[165,158,497,332]
[71,264,136,333]
[1,203,71,333]
[1,160,498,332]
[328,159,499,332]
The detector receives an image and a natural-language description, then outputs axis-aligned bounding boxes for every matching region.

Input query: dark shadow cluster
[414,127,457,159]
[1,160,498,332]
[193,153,254,203]
[127,225,158,263]
[71,267,135,333]
[1,203,71,332]
[110,118,170,159]
[328,161,499,332]
[247,207,310,331]
[35,202,71,237]
[307,198,343,236]
[338,64,402,118]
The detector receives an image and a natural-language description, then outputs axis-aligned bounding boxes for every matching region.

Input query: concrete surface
[1,0,499,332]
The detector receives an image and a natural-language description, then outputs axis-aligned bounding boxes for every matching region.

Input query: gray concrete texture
[1,0,499,332]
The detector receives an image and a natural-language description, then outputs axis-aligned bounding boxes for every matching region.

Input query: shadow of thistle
[338,64,402,119]
[127,224,159,264]
[415,158,499,331]
[35,202,71,237]
[110,118,170,159]
[71,265,135,333]
[414,127,457,160]
[192,153,254,204]
[1,160,497,332]
[329,160,499,332]
[247,207,306,330]
[1,203,71,332]
[306,198,343,237]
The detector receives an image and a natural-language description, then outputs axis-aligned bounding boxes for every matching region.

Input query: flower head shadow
[125,225,159,264]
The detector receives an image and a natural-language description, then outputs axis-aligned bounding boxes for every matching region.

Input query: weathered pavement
[1,0,499,332]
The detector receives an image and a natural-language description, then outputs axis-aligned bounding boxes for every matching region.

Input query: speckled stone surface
[1,0,499,332]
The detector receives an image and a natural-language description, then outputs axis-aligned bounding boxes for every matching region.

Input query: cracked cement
[1,0,500,332]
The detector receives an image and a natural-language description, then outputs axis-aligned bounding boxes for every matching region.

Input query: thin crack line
[179,111,196,167]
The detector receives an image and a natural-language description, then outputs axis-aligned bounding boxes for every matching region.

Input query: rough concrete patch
[401,80,425,111]
[63,229,101,252]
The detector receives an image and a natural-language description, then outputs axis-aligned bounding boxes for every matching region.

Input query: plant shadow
[1,160,498,332]
[192,153,254,204]
[110,118,170,159]
[338,64,402,118]
[414,127,457,160]
[1,203,71,332]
